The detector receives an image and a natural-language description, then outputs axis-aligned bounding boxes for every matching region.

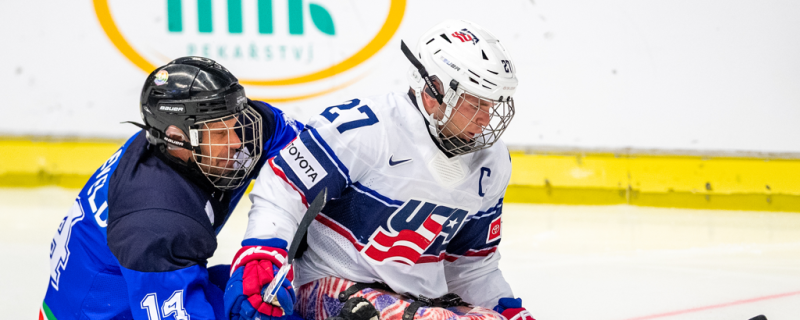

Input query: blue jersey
[42,101,302,320]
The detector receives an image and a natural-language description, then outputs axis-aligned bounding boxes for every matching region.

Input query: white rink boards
[2,188,799,320]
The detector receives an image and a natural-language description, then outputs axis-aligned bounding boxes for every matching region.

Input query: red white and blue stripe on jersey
[269,126,503,265]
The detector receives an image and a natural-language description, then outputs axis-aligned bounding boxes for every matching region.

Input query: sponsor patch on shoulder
[487,216,501,242]
[280,139,328,189]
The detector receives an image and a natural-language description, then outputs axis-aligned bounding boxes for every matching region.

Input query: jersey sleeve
[252,100,305,161]
[244,98,386,246]
[108,209,225,320]
[443,157,514,308]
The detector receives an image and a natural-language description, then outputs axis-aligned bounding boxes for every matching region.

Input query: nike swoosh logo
[389,155,412,166]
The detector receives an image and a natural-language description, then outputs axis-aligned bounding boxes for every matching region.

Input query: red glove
[494,297,535,320]
[229,242,295,317]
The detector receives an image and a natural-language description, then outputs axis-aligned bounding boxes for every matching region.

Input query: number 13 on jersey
[321,99,379,133]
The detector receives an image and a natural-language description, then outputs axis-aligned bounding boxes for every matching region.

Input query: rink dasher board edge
[1,138,800,212]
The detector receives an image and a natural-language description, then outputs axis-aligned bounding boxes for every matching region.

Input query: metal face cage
[435,92,515,156]
[190,106,263,190]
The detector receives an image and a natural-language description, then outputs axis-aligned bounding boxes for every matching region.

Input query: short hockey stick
[262,187,328,305]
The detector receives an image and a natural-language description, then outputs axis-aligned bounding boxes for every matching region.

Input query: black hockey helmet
[133,56,263,190]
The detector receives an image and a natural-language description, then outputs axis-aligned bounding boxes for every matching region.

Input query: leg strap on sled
[402,293,469,320]
[338,282,394,302]
[337,283,469,320]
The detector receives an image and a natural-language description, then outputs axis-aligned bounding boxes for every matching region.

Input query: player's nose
[228,128,243,150]
[475,110,491,127]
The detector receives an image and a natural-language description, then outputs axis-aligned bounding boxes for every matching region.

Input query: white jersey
[245,91,513,308]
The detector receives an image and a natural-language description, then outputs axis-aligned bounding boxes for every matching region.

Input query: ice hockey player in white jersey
[223,20,536,320]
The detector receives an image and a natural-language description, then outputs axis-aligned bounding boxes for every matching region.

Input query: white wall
[1,0,798,153]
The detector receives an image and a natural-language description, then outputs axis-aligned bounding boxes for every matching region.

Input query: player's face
[196,117,243,176]
[440,93,494,141]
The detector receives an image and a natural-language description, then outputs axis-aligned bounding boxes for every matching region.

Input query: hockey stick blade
[262,188,328,304]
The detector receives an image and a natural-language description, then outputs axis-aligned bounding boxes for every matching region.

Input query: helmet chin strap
[402,40,464,138]
[401,41,443,105]
[407,73,439,137]
[407,71,465,140]
[123,121,198,152]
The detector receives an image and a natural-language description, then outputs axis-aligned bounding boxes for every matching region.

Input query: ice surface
[3,187,800,319]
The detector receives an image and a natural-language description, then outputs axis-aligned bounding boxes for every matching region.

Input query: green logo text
[167,0,335,35]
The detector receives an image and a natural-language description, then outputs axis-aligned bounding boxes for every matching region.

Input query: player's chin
[456,133,477,142]
[207,162,237,176]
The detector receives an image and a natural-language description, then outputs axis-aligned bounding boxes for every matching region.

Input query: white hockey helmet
[404,19,517,156]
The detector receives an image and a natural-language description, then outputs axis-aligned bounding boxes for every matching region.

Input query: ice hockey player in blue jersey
[223,20,537,320]
[41,57,302,320]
